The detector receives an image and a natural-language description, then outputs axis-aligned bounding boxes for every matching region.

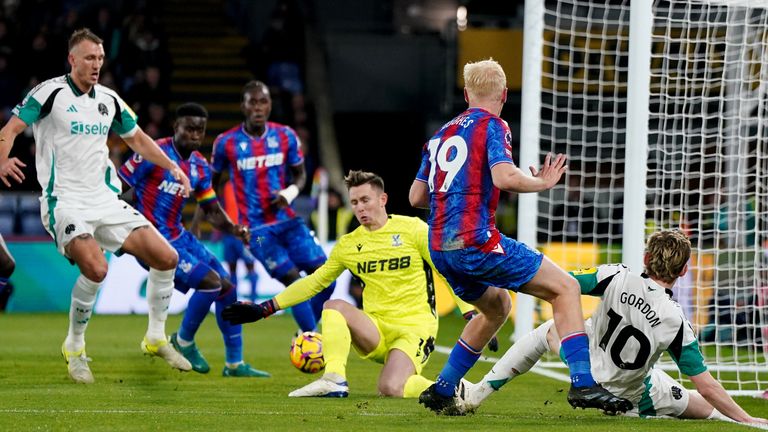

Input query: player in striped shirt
[0,28,191,383]
[462,230,768,426]
[210,81,333,334]
[409,58,630,414]
[120,103,267,377]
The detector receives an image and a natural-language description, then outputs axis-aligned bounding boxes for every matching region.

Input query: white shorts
[622,368,690,418]
[41,199,150,257]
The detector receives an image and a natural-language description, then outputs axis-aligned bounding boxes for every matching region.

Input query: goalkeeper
[461,230,768,425]
[224,170,482,398]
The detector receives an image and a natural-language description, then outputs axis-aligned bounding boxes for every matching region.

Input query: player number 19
[427,136,468,193]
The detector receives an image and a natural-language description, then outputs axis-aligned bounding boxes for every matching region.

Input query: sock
[483,320,553,391]
[215,287,243,364]
[291,300,317,332]
[561,332,596,387]
[707,408,730,421]
[246,270,258,302]
[178,288,219,343]
[309,282,335,322]
[435,338,482,397]
[65,275,101,352]
[321,309,351,379]
[403,375,433,398]
[146,268,174,342]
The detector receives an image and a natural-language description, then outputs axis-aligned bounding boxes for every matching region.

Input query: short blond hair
[463,58,507,100]
[644,230,691,284]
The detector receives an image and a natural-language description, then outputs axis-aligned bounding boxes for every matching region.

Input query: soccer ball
[289,331,325,374]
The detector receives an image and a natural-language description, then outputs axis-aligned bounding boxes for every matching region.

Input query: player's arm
[223,246,346,324]
[0,116,29,187]
[199,199,249,243]
[568,264,626,297]
[121,128,191,197]
[409,180,429,209]
[688,371,766,423]
[271,163,305,209]
[491,153,567,193]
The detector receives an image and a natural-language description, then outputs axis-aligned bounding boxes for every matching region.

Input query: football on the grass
[289,331,325,373]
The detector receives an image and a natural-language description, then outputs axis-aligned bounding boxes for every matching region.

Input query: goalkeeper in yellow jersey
[223,170,476,398]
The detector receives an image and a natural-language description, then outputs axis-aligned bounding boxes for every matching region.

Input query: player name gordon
[619,291,662,328]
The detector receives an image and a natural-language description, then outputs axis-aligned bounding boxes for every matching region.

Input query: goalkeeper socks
[291,299,317,332]
[561,332,596,387]
[435,338,482,397]
[146,268,174,342]
[403,375,433,398]
[178,288,219,343]
[246,270,258,302]
[321,308,351,378]
[215,287,243,364]
[65,275,101,351]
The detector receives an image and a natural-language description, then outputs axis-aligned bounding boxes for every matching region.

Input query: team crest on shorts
[98,103,109,116]
[671,386,683,400]
[391,234,402,247]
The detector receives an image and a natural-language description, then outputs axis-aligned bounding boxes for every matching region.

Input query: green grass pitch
[1,312,766,431]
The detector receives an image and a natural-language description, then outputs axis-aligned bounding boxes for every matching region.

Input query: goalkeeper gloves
[223,299,277,324]
[463,310,499,352]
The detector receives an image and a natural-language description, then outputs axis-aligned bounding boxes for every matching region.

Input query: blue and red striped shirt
[415,107,514,251]
[119,137,217,240]
[211,122,303,228]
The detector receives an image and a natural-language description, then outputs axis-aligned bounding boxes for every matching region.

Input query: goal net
[520,0,768,396]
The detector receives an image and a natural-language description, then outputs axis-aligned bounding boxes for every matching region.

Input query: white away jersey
[13,75,138,210]
[572,264,707,403]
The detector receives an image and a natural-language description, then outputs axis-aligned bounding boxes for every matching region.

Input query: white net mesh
[531,0,768,394]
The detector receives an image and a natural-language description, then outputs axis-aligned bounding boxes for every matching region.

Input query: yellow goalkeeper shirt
[275,215,464,327]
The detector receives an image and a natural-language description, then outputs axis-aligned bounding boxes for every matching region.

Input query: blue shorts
[221,232,256,265]
[249,217,327,279]
[170,231,230,294]
[430,233,543,302]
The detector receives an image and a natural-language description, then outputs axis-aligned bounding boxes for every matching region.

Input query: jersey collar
[641,272,673,298]
[66,74,96,98]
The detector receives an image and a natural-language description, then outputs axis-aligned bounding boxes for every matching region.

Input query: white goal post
[520,0,768,396]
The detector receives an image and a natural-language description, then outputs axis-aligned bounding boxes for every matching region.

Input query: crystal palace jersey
[211,122,303,228]
[274,215,439,329]
[414,107,514,251]
[13,75,138,209]
[573,264,707,403]
[118,138,217,240]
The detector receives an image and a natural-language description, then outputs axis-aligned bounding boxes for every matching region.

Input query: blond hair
[644,230,691,284]
[463,58,507,101]
[68,28,103,52]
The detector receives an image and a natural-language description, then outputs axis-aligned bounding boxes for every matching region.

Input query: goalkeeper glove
[223,299,277,324]
[463,310,499,352]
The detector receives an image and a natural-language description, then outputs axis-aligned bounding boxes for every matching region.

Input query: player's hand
[746,416,768,425]
[529,152,567,190]
[270,193,289,209]
[463,311,499,352]
[0,157,26,187]
[234,224,250,245]
[169,163,191,197]
[222,299,277,324]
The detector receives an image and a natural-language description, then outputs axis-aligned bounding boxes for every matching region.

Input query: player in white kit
[0,28,192,383]
[461,230,767,425]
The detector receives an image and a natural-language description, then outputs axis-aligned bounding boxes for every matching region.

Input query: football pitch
[1,312,766,431]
